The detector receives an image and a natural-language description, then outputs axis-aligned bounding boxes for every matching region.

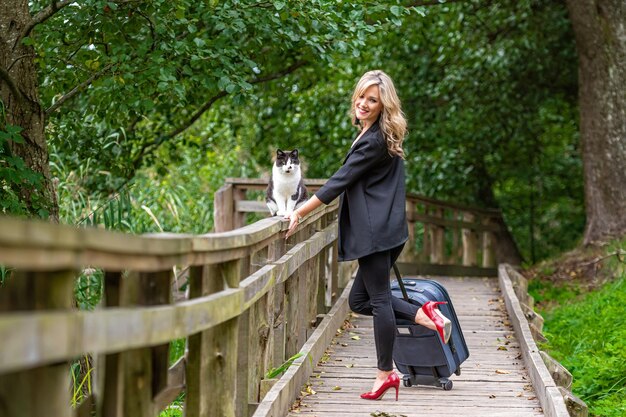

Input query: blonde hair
[350,70,407,158]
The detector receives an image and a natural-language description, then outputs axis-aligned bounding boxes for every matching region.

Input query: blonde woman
[286,70,450,401]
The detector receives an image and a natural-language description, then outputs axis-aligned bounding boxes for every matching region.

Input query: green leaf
[390,6,403,17]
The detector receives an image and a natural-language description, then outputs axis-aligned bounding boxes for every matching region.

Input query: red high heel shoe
[422,301,452,344]
[360,372,400,401]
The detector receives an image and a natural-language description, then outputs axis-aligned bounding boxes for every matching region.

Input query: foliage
[159,405,183,417]
[70,356,93,408]
[226,0,582,262]
[265,352,306,379]
[74,268,104,310]
[33,0,397,189]
[32,0,583,263]
[536,238,626,417]
[0,101,49,218]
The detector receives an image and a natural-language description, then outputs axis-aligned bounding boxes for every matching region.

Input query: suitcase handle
[392,263,410,302]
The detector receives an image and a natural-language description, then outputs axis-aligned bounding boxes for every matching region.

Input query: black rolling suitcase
[390,264,469,391]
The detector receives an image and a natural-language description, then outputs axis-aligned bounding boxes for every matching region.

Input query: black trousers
[349,243,419,371]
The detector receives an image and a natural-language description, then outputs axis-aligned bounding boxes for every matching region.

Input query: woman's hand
[285,211,300,239]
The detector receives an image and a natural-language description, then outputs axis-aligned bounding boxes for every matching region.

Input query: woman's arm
[285,195,323,238]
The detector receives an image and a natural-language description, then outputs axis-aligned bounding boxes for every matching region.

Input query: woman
[285,70,451,401]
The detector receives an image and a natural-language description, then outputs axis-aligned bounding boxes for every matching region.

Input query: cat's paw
[276,210,285,216]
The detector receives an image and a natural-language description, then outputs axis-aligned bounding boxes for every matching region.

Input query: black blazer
[315,121,408,261]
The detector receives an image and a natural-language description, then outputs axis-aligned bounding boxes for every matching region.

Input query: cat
[266,149,308,216]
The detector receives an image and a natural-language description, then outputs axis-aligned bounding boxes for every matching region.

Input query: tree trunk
[566,0,626,244]
[0,0,58,220]
[476,163,524,265]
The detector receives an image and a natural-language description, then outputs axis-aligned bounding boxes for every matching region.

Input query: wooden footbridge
[0,178,573,417]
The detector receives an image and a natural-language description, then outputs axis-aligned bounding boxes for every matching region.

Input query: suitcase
[390,264,469,390]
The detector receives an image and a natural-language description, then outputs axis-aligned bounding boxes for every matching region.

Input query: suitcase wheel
[402,375,412,387]
[441,380,453,391]
[455,367,461,376]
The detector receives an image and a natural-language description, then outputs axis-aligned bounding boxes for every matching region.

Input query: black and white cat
[266,149,308,216]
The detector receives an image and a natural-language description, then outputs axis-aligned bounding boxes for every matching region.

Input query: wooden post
[233,257,251,417]
[482,218,496,267]
[421,204,431,262]
[119,270,172,417]
[186,263,238,417]
[214,183,234,232]
[399,199,417,263]
[233,187,247,229]
[429,208,445,264]
[450,210,461,264]
[462,212,478,266]
[316,215,330,314]
[268,238,287,372]
[0,270,75,417]
[99,271,124,417]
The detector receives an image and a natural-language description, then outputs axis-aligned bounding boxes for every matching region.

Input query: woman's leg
[349,244,419,322]
[353,249,399,372]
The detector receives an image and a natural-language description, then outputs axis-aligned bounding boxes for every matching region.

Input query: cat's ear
[290,149,299,158]
[276,149,285,157]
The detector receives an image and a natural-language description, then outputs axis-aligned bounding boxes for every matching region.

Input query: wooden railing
[400,194,503,276]
[0,177,510,417]
[214,178,505,276]
[0,200,349,417]
[213,178,327,232]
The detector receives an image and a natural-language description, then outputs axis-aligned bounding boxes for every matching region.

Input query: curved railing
[0,177,512,417]
[0,200,347,417]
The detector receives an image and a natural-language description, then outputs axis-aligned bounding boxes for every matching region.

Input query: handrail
[0,200,349,417]
[0,176,514,417]
[214,178,509,275]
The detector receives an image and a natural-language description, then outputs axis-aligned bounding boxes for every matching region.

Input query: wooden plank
[233,187,247,229]
[412,213,501,232]
[121,270,173,417]
[236,256,252,417]
[236,200,271,213]
[0,270,74,417]
[396,262,497,277]
[406,194,502,216]
[99,271,124,417]
[153,357,186,410]
[0,224,338,373]
[462,212,478,266]
[147,270,174,402]
[284,276,545,417]
[186,264,238,417]
[214,183,234,232]
[499,265,569,417]
[252,280,354,417]
[0,202,339,272]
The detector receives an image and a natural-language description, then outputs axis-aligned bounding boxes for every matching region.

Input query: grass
[528,239,626,417]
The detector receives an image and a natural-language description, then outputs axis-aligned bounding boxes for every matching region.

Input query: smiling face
[354,84,383,127]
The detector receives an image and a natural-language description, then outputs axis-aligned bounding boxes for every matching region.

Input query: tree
[566,0,626,244]
[0,0,58,218]
[1,0,391,217]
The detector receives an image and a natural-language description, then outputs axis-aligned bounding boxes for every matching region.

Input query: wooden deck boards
[287,277,544,416]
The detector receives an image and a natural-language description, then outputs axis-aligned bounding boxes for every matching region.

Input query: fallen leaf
[332,386,342,390]
[345,364,354,368]
[495,369,511,374]
[498,346,508,351]
[351,335,361,340]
